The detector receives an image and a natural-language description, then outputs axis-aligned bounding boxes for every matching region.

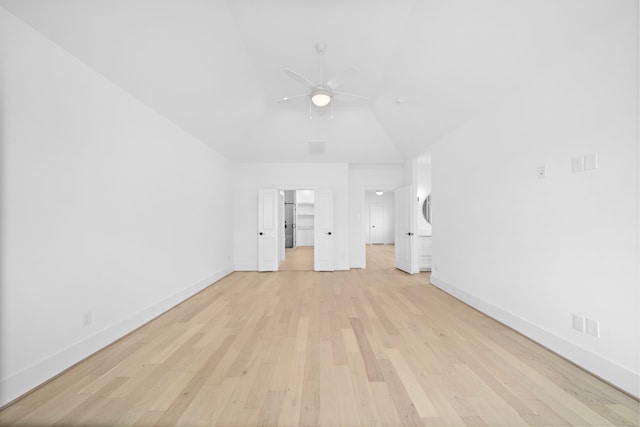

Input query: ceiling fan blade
[278,94,309,103]
[282,68,316,90]
[334,91,368,101]
[326,65,359,90]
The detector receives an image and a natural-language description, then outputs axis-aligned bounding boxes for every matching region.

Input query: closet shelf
[295,191,315,246]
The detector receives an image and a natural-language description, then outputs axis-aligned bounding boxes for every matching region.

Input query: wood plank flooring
[1,245,638,426]
[279,247,314,271]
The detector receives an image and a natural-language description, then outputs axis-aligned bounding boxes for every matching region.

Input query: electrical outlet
[572,314,585,332]
[586,318,600,337]
[537,166,546,178]
[83,311,92,327]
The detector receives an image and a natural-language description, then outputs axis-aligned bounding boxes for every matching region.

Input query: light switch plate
[572,314,585,332]
[584,153,598,171]
[586,318,600,337]
[571,156,584,173]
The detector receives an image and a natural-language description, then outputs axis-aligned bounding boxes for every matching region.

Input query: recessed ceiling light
[376,191,384,196]
[396,97,406,104]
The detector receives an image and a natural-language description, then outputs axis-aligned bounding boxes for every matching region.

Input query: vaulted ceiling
[0,0,626,163]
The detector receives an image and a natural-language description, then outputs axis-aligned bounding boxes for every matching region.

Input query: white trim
[0,267,233,407]
[430,274,640,399]
[234,263,349,272]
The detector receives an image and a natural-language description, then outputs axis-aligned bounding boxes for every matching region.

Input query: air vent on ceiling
[308,140,326,155]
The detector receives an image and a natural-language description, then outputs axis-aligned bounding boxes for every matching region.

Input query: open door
[395,185,418,274]
[314,189,334,271]
[258,189,279,272]
[279,191,285,264]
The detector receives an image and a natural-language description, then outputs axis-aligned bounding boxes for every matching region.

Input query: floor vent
[308,140,326,155]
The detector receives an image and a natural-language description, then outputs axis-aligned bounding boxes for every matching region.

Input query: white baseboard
[430,275,639,399]
[234,263,258,271]
[0,267,233,407]
[234,263,351,272]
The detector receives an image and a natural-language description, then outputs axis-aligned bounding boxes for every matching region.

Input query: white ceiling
[0,0,627,163]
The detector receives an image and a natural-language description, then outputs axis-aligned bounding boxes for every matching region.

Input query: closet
[283,189,315,248]
[295,190,315,246]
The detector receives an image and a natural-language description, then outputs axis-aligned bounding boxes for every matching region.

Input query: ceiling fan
[279,42,366,116]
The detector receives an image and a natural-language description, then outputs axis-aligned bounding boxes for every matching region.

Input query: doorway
[367,191,395,245]
[364,190,395,268]
[280,189,314,271]
[259,188,334,272]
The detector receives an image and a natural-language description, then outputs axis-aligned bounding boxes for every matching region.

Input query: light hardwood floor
[279,247,314,271]
[1,245,638,426]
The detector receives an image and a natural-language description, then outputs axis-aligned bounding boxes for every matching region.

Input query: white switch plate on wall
[571,156,584,173]
[571,152,598,173]
[584,152,598,171]
[586,318,600,337]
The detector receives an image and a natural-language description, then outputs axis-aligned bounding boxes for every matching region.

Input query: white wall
[348,164,404,268]
[233,163,350,270]
[430,11,639,397]
[364,191,395,244]
[403,158,417,187]
[0,9,233,406]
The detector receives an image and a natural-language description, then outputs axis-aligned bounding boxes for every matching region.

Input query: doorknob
[326,232,332,235]
[405,232,413,236]
[259,232,264,235]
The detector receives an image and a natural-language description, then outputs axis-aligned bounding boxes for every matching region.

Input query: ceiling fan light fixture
[311,89,331,107]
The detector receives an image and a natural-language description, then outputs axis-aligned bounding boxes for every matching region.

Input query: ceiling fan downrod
[316,42,327,84]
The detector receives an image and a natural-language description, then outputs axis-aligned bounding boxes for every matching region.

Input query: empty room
[0,1,638,426]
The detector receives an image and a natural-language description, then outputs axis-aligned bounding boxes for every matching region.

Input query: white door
[258,189,279,272]
[395,185,417,274]
[279,191,285,263]
[314,189,334,271]
[370,203,386,244]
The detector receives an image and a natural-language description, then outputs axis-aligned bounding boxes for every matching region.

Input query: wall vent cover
[308,140,326,155]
